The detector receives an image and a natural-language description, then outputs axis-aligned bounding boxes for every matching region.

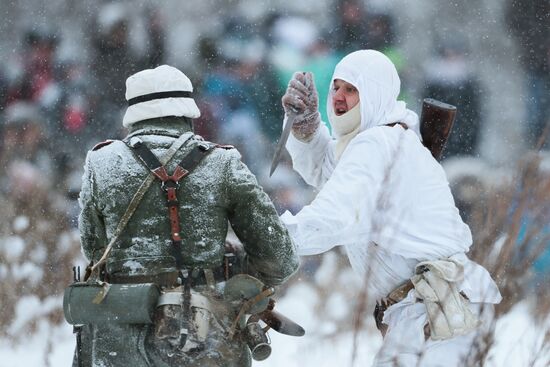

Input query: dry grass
[470,152,550,317]
[0,191,82,342]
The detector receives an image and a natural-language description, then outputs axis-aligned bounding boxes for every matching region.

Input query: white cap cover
[122,65,201,127]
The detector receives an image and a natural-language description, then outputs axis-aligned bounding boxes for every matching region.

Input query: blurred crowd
[1,0,420,233]
[0,0,549,336]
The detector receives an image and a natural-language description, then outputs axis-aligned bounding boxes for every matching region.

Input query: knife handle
[288,72,309,116]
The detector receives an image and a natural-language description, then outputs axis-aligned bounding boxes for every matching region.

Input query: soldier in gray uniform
[76,65,299,366]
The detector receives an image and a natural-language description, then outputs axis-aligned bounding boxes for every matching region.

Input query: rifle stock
[419,98,457,161]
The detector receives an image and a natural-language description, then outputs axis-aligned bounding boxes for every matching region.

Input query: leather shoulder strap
[88,132,193,278]
[385,122,408,130]
[125,138,216,271]
[91,139,115,151]
[177,142,214,173]
[127,139,163,170]
[127,139,215,179]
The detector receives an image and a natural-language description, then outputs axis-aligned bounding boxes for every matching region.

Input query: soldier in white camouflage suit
[279,50,501,366]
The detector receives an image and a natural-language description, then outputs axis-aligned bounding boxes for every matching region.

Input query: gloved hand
[281,72,321,141]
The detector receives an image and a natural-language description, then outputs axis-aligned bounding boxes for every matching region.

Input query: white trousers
[373,303,494,367]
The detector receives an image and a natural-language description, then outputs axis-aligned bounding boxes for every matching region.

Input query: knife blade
[269,111,299,177]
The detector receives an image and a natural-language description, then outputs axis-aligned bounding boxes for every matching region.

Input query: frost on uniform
[76,65,299,367]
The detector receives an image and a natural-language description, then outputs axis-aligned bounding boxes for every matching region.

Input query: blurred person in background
[364,13,397,55]
[268,15,320,93]
[53,58,91,142]
[296,35,341,127]
[268,15,340,126]
[4,24,93,164]
[422,39,483,158]
[329,0,369,55]
[5,25,60,111]
[47,56,94,169]
[0,102,54,192]
[329,2,408,102]
[278,50,501,366]
[142,4,166,68]
[220,16,285,143]
[192,36,222,141]
[364,11,408,100]
[198,18,281,175]
[506,0,550,148]
[329,0,403,63]
[87,2,167,142]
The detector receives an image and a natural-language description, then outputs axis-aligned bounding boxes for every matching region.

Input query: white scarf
[329,103,361,161]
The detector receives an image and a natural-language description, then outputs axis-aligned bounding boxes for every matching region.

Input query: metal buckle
[129,137,143,148]
[157,291,185,306]
[161,180,179,192]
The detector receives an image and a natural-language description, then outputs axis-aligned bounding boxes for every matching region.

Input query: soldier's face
[332,79,359,116]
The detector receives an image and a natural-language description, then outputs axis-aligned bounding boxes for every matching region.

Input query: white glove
[281,72,320,141]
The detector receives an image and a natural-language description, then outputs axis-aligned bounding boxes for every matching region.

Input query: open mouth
[335,107,348,116]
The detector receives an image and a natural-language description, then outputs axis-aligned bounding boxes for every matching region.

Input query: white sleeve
[284,116,337,189]
[281,131,390,255]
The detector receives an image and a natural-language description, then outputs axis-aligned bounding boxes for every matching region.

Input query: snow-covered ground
[1,283,547,367]
[0,321,74,367]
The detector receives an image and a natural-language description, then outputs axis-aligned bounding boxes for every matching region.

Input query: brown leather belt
[109,271,180,287]
[373,280,415,337]
[374,280,442,340]
[109,259,237,288]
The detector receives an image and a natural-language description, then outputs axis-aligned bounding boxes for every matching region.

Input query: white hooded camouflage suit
[282,50,501,367]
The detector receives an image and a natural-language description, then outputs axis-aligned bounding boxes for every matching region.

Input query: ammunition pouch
[63,282,160,325]
[64,254,239,327]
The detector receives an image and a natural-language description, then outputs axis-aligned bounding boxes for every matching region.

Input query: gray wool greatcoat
[76,117,299,367]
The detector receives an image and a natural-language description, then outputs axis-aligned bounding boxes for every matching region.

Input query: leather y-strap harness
[126,137,215,270]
